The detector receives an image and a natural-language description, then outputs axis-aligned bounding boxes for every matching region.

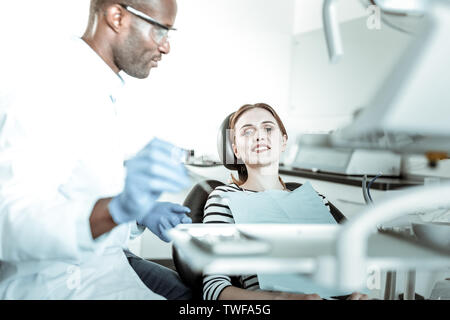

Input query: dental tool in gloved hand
[108,138,191,225]
[179,149,214,194]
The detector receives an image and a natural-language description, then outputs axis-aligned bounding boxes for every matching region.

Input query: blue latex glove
[109,138,191,224]
[137,202,192,242]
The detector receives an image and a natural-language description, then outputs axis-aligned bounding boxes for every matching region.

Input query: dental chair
[172,113,347,300]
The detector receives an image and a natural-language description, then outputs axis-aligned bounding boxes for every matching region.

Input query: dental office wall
[288,7,413,136]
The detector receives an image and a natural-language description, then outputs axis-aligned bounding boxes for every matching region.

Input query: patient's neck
[240,162,283,192]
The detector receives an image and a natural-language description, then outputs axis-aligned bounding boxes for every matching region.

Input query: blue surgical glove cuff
[108,194,156,225]
[108,195,132,225]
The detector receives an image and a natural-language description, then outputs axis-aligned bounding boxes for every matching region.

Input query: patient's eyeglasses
[119,3,177,45]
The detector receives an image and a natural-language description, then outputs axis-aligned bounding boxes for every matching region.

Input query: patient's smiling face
[233,108,287,167]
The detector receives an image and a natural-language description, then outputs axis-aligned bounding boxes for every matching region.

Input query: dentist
[0,0,192,299]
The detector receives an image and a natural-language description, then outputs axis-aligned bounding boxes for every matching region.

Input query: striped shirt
[202,183,332,300]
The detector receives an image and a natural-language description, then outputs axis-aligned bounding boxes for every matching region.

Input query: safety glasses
[119,3,176,45]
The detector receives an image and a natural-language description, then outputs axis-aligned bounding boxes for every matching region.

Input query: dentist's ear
[105,4,125,33]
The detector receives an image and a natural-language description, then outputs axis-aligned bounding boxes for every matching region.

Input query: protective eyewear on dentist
[119,3,176,45]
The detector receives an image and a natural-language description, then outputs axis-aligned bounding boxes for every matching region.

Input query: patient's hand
[346,292,369,300]
[274,292,322,300]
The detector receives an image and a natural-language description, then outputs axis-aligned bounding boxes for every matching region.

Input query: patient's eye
[242,128,255,136]
[264,124,276,134]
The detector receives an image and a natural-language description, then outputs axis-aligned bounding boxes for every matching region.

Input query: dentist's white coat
[0,38,164,299]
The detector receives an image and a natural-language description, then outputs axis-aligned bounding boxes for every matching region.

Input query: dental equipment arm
[323,0,344,63]
[323,0,428,64]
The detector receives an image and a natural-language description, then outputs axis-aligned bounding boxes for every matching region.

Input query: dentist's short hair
[87,0,161,26]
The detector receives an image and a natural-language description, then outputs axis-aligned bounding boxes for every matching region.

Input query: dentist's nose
[158,40,170,55]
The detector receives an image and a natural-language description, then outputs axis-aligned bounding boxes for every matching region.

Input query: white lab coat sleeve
[0,101,105,263]
[0,194,99,263]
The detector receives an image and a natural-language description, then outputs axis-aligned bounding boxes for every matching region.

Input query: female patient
[202,103,368,300]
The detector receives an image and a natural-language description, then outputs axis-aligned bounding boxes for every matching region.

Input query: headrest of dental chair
[217,112,244,171]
